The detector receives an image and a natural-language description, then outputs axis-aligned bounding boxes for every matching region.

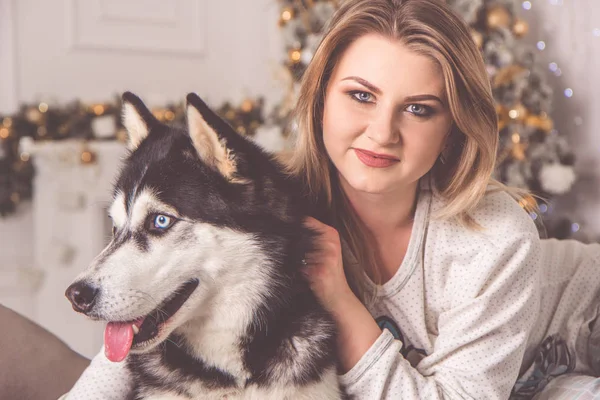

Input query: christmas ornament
[513,18,529,38]
[80,147,97,165]
[471,29,484,49]
[279,7,294,26]
[486,5,512,30]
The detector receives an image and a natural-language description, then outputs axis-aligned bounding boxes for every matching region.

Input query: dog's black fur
[68,92,343,399]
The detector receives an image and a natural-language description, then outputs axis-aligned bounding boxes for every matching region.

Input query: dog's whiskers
[165,337,182,348]
[132,290,160,307]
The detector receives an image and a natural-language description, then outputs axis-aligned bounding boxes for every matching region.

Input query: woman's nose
[366,106,400,146]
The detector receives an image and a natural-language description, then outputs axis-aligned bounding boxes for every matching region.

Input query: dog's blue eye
[154,215,172,229]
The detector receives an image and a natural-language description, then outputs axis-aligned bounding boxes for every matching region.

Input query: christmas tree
[275,0,577,239]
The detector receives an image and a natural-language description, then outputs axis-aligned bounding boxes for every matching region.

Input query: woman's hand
[302,217,354,313]
[302,217,383,373]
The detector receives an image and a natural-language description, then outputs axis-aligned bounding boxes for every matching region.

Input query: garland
[0,97,265,216]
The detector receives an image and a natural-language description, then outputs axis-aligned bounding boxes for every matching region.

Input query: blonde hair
[285,0,502,302]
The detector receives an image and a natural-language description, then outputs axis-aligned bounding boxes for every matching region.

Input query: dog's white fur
[122,103,150,150]
[76,190,341,398]
[77,191,273,357]
[69,94,343,399]
[141,366,340,399]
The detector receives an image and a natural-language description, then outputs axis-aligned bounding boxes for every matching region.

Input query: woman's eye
[406,104,432,117]
[351,91,373,103]
[153,214,173,230]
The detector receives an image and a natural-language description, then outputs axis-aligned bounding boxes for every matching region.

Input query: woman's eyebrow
[341,76,444,105]
[341,76,382,95]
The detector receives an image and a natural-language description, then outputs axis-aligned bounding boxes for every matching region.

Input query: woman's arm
[328,288,382,373]
[0,304,89,400]
[303,216,542,399]
[65,346,133,400]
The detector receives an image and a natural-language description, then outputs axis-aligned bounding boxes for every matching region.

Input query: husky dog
[65,92,342,400]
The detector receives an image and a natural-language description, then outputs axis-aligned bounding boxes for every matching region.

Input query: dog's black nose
[65,281,99,314]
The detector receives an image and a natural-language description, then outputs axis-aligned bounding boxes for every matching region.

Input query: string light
[522,0,599,239]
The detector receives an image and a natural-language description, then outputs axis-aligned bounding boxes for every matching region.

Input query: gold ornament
[493,65,527,88]
[289,49,302,64]
[471,29,484,49]
[511,142,526,161]
[513,18,529,38]
[241,99,254,113]
[225,110,236,120]
[280,7,294,26]
[91,104,106,116]
[486,5,512,30]
[0,127,10,139]
[498,118,508,132]
[152,108,165,121]
[80,148,97,164]
[164,110,175,121]
[525,114,554,132]
[540,117,554,132]
[236,125,247,135]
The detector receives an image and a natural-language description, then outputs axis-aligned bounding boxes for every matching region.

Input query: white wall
[519,0,600,236]
[13,0,286,106]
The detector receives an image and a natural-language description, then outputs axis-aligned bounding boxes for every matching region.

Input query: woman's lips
[353,148,400,168]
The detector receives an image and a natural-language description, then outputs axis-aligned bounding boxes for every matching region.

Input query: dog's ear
[121,92,159,150]
[186,93,246,182]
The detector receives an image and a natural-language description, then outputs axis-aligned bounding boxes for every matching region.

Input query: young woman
[61,0,600,398]
[287,0,600,399]
[287,0,539,397]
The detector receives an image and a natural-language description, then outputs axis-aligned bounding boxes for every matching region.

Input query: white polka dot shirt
[340,185,600,399]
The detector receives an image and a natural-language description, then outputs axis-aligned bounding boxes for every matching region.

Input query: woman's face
[322,34,453,197]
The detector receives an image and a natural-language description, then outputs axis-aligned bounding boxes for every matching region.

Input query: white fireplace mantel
[23,139,128,358]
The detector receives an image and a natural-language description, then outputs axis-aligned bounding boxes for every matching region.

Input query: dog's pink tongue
[104,322,134,362]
